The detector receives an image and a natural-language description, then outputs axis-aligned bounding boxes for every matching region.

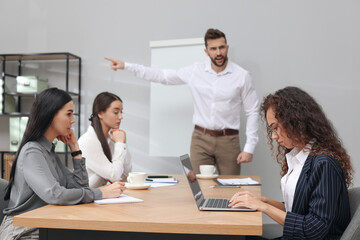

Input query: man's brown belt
[195,125,239,136]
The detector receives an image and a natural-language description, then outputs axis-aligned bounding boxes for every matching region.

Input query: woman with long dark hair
[229,87,352,239]
[78,92,131,188]
[0,88,125,240]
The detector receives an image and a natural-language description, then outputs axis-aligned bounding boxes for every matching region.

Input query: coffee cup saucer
[125,182,151,190]
[196,174,219,180]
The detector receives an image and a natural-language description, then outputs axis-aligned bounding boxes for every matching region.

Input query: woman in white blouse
[78,92,132,188]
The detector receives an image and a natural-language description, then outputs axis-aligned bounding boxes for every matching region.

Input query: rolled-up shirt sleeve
[125,62,190,85]
[241,73,259,154]
[23,146,101,205]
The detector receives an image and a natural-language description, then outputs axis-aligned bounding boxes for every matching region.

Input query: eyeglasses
[269,126,280,137]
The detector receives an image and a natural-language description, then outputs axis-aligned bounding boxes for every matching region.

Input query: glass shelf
[0,52,81,61]
[1,52,82,171]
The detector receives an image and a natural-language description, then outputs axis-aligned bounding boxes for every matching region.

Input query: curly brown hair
[260,87,353,186]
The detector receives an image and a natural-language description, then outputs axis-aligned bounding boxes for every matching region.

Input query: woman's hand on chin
[57,129,79,151]
[110,129,126,143]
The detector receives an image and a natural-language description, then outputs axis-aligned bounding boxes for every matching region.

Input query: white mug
[199,165,216,176]
[127,172,146,185]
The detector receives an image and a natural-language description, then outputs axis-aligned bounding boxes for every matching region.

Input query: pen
[147,175,171,178]
[145,178,153,181]
[105,179,113,184]
[231,183,262,186]
[211,185,241,188]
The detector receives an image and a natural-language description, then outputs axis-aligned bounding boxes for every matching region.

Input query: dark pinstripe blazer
[282,154,350,240]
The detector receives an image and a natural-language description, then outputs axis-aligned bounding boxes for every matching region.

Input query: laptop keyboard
[204,198,230,209]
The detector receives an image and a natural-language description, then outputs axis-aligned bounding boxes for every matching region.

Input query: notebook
[180,154,256,212]
[214,177,261,186]
[94,194,143,204]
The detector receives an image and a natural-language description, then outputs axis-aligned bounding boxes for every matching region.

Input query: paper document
[95,194,143,205]
[149,183,177,188]
[145,178,178,183]
[217,177,260,186]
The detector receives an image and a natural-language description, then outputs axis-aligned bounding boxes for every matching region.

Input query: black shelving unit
[0,52,82,178]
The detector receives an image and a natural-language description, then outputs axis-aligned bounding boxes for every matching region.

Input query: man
[105,28,259,175]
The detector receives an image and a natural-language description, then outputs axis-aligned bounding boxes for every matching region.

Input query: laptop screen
[180,154,204,207]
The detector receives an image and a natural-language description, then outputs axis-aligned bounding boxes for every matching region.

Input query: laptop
[180,154,256,212]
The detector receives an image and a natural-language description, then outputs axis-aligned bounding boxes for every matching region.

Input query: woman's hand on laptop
[228,191,263,210]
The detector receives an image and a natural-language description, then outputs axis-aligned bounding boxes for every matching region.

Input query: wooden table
[14,175,262,240]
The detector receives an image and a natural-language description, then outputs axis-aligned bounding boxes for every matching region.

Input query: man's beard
[210,54,228,67]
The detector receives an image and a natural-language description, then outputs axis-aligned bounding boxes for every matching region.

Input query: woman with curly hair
[229,86,352,239]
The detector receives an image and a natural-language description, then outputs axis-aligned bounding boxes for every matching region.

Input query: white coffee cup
[127,172,146,185]
[199,165,216,176]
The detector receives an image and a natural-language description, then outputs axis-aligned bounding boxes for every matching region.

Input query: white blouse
[281,146,310,212]
[78,126,132,188]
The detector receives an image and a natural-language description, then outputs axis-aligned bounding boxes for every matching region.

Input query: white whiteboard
[149,39,208,156]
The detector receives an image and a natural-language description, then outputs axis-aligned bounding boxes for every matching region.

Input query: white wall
[149,41,206,156]
[0,1,359,223]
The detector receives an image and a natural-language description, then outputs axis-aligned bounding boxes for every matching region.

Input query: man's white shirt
[125,60,259,153]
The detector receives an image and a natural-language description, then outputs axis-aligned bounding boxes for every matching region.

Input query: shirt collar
[295,148,310,165]
[286,144,311,169]
[204,59,233,75]
[39,136,54,152]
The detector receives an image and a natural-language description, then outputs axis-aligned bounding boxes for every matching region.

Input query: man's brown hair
[204,28,227,48]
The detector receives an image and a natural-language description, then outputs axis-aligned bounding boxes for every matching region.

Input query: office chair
[0,178,9,223]
[260,223,283,239]
[340,187,360,240]
[260,187,360,240]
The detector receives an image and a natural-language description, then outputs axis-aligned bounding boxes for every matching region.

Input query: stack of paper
[145,178,178,183]
[216,177,260,186]
[95,194,143,205]
[145,178,178,188]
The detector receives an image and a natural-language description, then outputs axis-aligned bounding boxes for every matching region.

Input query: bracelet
[71,150,82,157]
